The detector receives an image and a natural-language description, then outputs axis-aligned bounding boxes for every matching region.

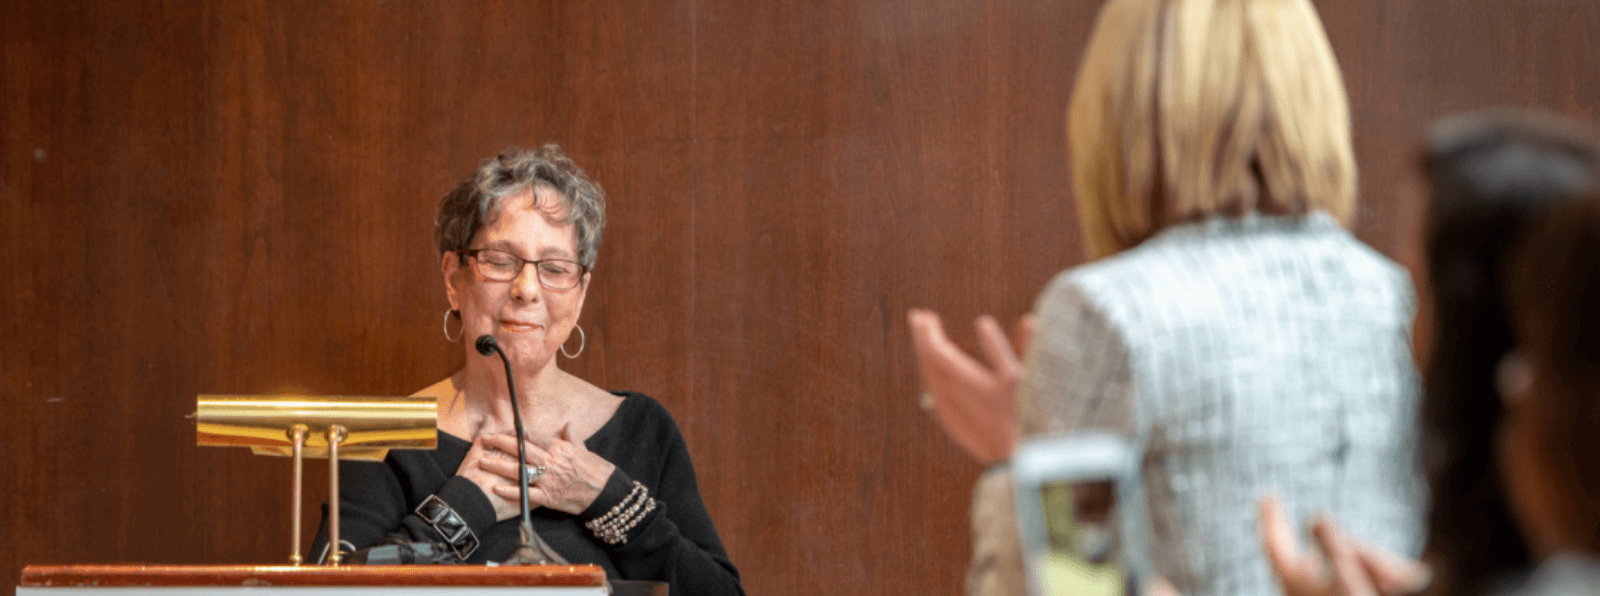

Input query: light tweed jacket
[969,213,1426,596]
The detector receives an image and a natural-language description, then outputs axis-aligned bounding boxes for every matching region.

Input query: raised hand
[907,308,1034,464]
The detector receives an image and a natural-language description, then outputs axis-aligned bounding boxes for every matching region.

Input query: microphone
[473,334,566,566]
[474,334,499,357]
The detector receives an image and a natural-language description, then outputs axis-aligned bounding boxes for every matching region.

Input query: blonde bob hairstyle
[1069,0,1356,259]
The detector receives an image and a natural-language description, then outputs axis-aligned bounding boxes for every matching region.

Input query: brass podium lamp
[194,395,437,566]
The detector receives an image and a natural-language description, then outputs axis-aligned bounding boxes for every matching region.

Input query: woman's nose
[512,263,542,301]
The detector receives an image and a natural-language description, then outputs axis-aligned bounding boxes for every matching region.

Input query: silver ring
[524,465,547,485]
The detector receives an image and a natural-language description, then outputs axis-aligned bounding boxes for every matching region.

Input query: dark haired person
[1264,110,1600,596]
[1415,110,1600,596]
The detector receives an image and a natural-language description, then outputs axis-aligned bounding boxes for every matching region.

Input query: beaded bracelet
[585,480,657,545]
[592,498,656,545]
[588,481,645,528]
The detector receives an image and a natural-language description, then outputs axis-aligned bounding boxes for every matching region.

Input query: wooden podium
[18,564,612,595]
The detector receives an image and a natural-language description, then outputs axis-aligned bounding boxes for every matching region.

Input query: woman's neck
[449,356,572,435]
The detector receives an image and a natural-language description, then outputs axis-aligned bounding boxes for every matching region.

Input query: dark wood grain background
[4,1,1598,594]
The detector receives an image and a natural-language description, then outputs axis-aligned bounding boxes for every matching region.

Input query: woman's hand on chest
[479,424,617,515]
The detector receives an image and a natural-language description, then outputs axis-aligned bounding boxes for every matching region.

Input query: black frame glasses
[461,249,588,290]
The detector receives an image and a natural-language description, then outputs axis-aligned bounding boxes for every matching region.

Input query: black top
[310,391,743,596]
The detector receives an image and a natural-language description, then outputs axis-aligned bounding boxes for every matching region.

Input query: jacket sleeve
[1015,278,1136,438]
[967,278,1136,596]
[578,428,744,596]
[308,457,497,564]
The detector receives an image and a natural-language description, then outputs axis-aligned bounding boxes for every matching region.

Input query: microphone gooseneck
[472,334,550,565]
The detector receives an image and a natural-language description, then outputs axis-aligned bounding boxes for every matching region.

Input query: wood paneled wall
[4,1,1598,594]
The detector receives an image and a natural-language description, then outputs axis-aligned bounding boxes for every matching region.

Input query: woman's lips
[501,321,541,333]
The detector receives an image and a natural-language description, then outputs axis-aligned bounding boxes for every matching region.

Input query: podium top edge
[196,395,437,402]
[19,564,607,587]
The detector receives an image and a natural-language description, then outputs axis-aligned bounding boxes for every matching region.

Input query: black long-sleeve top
[310,391,744,596]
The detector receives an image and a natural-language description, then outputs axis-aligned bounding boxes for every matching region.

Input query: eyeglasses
[462,249,587,290]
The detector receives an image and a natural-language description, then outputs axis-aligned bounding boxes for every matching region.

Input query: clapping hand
[1259,496,1432,596]
[907,309,1034,464]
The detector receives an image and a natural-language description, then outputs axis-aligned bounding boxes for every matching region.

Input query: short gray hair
[435,144,606,269]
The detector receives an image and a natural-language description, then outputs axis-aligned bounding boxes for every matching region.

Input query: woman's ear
[572,271,591,316]
[442,251,463,309]
[1495,351,1534,409]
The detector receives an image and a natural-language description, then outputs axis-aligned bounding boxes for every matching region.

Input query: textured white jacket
[969,213,1426,596]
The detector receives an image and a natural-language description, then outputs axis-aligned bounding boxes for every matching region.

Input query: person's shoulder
[411,376,458,398]
[1289,213,1417,311]
[1056,233,1187,299]
[414,373,479,441]
[1318,224,1413,286]
[607,391,681,431]
[399,376,470,453]
[1034,269,1099,316]
[1286,211,1402,266]
[564,373,625,431]
[1034,218,1220,302]
[1031,246,1154,321]
[1068,212,1405,287]
[589,392,691,474]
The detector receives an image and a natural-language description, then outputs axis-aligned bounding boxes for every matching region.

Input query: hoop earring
[442,309,463,342]
[560,325,586,359]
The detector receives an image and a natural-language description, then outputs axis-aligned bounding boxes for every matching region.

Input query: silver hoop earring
[560,325,586,359]
[442,309,463,342]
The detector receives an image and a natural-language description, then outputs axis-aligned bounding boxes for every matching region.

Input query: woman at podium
[311,145,744,596]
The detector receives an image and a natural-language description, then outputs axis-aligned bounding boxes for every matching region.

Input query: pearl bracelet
[585,480,657,545]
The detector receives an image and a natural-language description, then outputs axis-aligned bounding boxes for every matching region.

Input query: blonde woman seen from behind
[908,1,1424,595]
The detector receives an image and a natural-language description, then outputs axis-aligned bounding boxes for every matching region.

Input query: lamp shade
[196,394,437,461]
